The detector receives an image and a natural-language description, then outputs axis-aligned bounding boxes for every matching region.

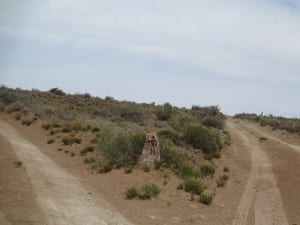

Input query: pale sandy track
[228,121,289,225]
[0,120,134,225]
[240,122,300,154]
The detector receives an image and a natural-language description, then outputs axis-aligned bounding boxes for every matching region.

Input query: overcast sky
[0,0,299,117]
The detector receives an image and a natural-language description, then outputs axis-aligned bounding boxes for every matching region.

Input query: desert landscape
[0,86,299,225]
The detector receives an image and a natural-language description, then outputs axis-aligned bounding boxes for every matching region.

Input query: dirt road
[0,120,134,225]
[228,119,300,225]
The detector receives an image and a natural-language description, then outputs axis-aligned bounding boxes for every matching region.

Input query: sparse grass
[184,178,206,195]
[98,161,113,173]
[199,193,213,205]
[177,183,184,190]
[83,157,96,164]
[125,183,161,200]
[62,136,82,145]
[200,164,215,177]
[57,147,63,151]
[80,146,94,156]
[217,174,229,187]
[13,160,23,168]
[90,138,98,144]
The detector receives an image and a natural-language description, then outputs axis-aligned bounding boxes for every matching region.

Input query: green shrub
[99,132,145,167]
[49,87,65,96]
[83,157,96,164]
[0,88,17,105]
[217,174,229,187]
[92,127,100,132]
[22,118,33,126]
[184,178,206,195]
[156,103,173,121]
[199,193,213,205]
[200,164,215,177]
[118,104,144,122]
[125,187,138,199]
[158,129,181,145]
[137,183,161,199]
[183,124,220,153]
[80,146,94,156]
[202,116,224,129]
[6,102,23,113]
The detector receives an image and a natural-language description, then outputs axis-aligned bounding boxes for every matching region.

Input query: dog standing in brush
[148,135,158,154]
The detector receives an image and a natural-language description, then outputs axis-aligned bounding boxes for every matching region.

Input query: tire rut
[0,121,134,225]
[228,121,289,225]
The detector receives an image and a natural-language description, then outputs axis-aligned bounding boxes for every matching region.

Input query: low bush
[217,174,229,187]
[156,103,173,121]
[200,164,215,177]
[223,167,229,172]
[80,146,94,156]
[124,167,133,174]
[125,187,138,199]
[199,193,213,205]
[158,129,182,145]
[14,113,22,120]
[202,115,224,129]
[22,118,33,126]
[13,160,23,168]
[49,88,65,96]
[92,127,100,132]
[47,138,55,144]
[83,157,96,164]
[62,136,82,145]
[6,102,23,113]
[137,183,161,199]
[99,132,145,167]
[98,161,113,173]
[183,124,220,153]
[184,178,206,195]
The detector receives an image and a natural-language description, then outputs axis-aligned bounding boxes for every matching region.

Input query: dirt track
[0,121,134,225]
[228,119,300,225]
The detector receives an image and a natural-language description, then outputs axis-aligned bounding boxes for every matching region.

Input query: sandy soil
[1,113,299,225]
[0,113,251,225]
[227,120,288,225]
[0,120,134,225]
[233,119,300,225]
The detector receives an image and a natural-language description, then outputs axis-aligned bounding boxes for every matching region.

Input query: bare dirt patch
[0,135,46,225]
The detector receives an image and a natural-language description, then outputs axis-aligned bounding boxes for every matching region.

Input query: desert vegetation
[0,85,231,205]
[234,113,300,134]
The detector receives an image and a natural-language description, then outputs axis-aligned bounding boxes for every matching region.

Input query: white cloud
[1,0,300,116]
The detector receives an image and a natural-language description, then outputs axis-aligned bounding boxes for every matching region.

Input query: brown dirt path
[227,120,289,225]
[241,122,300,154]
[0,120,135,225]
